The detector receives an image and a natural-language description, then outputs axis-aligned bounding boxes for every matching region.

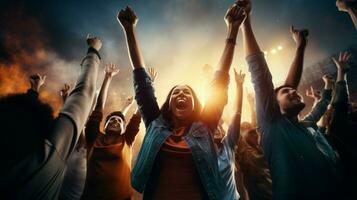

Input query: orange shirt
[81,111,141,200]
[143,134,208,200]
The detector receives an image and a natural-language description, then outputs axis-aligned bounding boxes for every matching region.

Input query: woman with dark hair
[118,4,246,200]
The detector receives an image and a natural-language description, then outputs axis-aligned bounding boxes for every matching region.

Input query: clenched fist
[225,4,247,28]
[118,6,138,31]
[86,35,102,51]
[290,26,309,48]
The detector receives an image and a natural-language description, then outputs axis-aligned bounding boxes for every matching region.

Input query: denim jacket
[131,68,229,200]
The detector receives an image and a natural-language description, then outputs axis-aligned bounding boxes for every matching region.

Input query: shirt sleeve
[48,51,100,160]
[329,81,349,143]
[124,112,142,145]
[133,68,160,127]
[201,70,230,131]
[85,110,103,151]
[302,89,332,123]
[246,52,280,131]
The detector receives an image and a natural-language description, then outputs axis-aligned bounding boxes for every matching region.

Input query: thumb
[331,57,339,66]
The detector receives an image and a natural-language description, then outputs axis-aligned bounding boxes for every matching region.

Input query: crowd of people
[1,0,356,200]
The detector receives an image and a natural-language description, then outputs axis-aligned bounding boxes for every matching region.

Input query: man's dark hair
[274,84,294,96]
[160,85,202,125]
[105,111,126,124]
[0,91,54,167]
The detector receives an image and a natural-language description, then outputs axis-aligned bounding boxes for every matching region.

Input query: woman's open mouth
[176,98,188,110]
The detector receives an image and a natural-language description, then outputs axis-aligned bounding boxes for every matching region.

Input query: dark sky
[1,0,355,63]
[0,0,356,120]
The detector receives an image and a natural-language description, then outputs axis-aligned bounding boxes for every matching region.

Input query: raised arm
[118,6,145,70]
[94,63,120,113]
[122,96,134,116]
[246,91,257,127]
[330,52,352,134]
[305,86,322,108]
[239,0,280,127]
[201,4,247,131]
[118,6,160,126]
[336,0,357,29]
[302,75,334,123]
[49,36,101,159]
[29,74,46,94]
[284,26,308,89]
[225,69,245,149]
[124,110,141,145]
[60,83,71,103]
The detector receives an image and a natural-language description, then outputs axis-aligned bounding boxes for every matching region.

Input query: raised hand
[148,67,157,82]
[225,4,247,29]
[306,86,321,101]
[29,73,46,92]
[60,83,71,101]
[124,96,134,107]
[234,68,246,85]
[336,0,355,12]
[86,35,102,51]
[118,6,138,31]
[332,51,352,73]
[105,63,120,77]
[122,96,135,116]
[236,0,252,16]
[322,74,335,90]
[290,26,309,48]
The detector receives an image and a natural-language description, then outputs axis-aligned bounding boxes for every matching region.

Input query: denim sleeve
[201,70,229,131]
[223,113,241,151]
[302,89,332,123]
[133,68,160,127]
[246,52,280,130]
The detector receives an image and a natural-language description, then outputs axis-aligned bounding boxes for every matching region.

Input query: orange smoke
[0,8,62,115]
[0,63,62,115]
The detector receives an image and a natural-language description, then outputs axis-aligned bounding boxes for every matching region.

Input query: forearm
[285,46,306,88]
[303,89,332,123]
[226,84,243,147]
[124,27,146,69]
[122,102,134,116]
[216,26,239,72]
[200,27,238,130]
[242,17,262,57]
[237,84,243,116]
[337,68,347,82]
[94,74,112,112]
